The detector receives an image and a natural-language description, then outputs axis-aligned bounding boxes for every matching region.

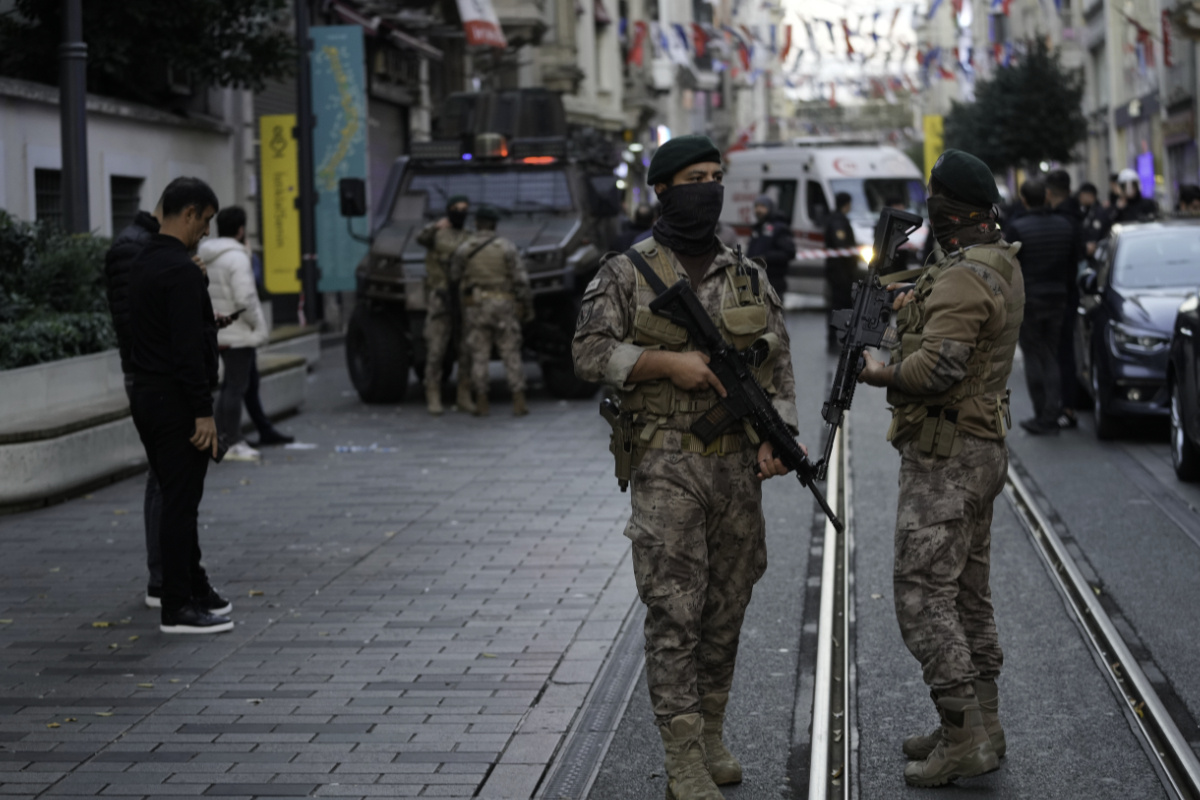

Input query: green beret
[930,149,1001,207]
[446,194,469,208]
[475,204,501,221]
[648,135,722,186]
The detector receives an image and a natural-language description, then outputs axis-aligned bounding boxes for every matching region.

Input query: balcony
[492,0,547,46]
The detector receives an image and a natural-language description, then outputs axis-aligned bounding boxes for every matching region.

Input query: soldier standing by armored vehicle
[858,149,1024,787]
[451,205,533,417]
[573,135,801,800]
[417,195,475,415]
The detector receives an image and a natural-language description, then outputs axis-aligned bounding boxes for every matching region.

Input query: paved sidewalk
[0,350,636,799]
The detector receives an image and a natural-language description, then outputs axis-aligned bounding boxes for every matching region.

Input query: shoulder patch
[584,277,602,294]
[835,229,847,241]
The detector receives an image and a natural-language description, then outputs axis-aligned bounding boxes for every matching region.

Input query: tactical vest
[619,238,780,444]
[425,227,470,291]
[886,242,1024,455]
[461,236,512,292]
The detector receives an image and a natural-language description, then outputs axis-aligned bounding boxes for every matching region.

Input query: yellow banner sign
[923,115,944,183]
[259,115,301,294]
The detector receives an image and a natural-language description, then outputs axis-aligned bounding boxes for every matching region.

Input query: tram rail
[1006,464,1200,800]
[807,414,1200,799]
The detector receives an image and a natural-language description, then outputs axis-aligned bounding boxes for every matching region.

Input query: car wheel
[345,306,412,403]
[1091,351,1121,440]
[1170,379,1200,481]
[541,360,599,399]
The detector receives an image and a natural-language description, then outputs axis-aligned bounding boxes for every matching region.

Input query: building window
[34,168,63,227]
[110,176,144,235]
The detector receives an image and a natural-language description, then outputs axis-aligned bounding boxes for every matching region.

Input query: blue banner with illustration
[311,25,368,292]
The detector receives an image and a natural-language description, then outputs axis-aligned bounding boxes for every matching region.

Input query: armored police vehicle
[344,89,620,403]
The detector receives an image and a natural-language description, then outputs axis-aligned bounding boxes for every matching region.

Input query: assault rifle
[637,250,843,532]
[817,207,925,480]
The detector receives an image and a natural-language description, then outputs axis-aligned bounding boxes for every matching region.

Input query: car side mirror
[1078,269,1099,295]
[339,178,367,217]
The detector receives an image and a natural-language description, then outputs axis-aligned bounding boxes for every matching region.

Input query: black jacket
[823,210,857,267]
[1006,207,1077,297]
[105,211,160,374]
[1112,196,1159,224]
[747,213,796,294]
[128,234,219,418]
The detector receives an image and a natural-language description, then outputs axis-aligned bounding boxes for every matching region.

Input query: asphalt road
[591,310,1187,799]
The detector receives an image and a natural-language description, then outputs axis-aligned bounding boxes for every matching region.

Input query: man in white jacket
[200,207,271,461]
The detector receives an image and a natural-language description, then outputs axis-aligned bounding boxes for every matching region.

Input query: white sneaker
[225,442,261,461]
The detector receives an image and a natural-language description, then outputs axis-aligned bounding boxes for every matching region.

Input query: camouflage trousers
[464,296,525,394]
[422,294,470,388]
[893,433,1007,694]
[625,443,768,724]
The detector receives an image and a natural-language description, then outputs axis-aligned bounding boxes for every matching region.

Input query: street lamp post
[294,0,322,324]
[59,0,88,233]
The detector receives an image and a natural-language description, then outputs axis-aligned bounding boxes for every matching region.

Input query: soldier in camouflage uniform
[450,205,532,417]
[859,148,1024,788]
[416,195,474,415]
[573,135,801,800]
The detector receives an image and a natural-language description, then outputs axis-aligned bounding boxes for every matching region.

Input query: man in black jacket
[105,209,166,608]
[1006,179,1079,435]
[128,177,232,634]
[1046,171,1085,429]
[824,192,857,350]
[747,193,796,297]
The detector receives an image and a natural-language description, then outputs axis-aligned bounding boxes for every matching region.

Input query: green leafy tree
[0,0,295,106]
[944,40,1086,172]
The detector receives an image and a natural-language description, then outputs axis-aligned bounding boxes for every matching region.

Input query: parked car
[1167,292,1200,479]
[1075,221,1200,439]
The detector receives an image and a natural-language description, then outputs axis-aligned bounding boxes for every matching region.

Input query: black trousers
[826,257,856,343]
[129,383,211,614]
[1019,296,1066,425]
[216,348,255,443]
[244,357,274,434]
[123,377,163,590]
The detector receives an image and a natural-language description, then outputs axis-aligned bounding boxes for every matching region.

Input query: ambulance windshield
[828,178,927,222]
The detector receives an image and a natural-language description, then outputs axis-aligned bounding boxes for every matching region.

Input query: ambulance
[722,139,928,290]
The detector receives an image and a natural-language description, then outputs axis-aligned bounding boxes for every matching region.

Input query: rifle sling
[624,248,671,295]
[464,236,498,264]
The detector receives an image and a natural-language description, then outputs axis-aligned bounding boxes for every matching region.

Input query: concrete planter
[0,348,308,510]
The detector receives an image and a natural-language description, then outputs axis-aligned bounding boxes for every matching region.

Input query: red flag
[723,121,757,156]
[628,20,647,66]
[841,19,855,56]
[691,23,708,57]
[781,24,793,60]
[938,63,955,80]
[830,82,838,107]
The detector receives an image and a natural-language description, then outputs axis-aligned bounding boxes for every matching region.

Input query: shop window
[34,168,63,227]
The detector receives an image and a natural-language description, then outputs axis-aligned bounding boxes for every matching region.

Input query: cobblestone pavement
[0,347,638,799]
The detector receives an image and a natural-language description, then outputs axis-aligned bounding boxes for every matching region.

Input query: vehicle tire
[1091,350,1120,440]
[345,306,412,403]
[1170,378,1200,481]
[541,359,599,399]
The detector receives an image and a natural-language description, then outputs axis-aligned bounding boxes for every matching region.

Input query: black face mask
[652,182,724,256]
[447,209,468,229]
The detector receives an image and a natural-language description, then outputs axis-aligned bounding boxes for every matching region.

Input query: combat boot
[426,386,444,416]
[904,681,1006,760]
[902,690,943,760]
[512,391,529,417]
[700,692,743,785]
[456,382,475,413]
[658,713,724,800]
[974,678,1006,758]
[473,392,489,417]
[903,696,999,788]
